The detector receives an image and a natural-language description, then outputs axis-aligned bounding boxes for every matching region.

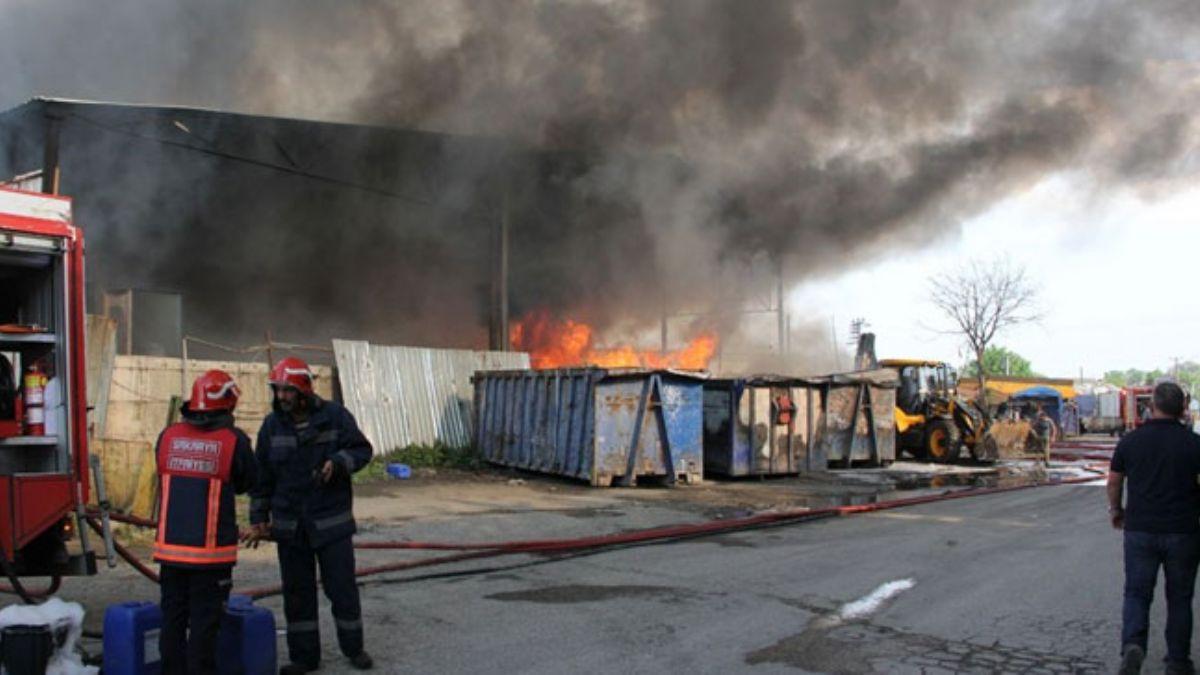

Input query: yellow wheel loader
[880,359,997,463]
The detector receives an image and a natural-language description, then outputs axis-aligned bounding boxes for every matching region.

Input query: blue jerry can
[102,601,163,675]
[217,595,277,675]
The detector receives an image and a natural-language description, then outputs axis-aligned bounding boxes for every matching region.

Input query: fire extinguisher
[23,362,46,436]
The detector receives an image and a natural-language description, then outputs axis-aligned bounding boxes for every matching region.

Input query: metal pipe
[181,336,189,398]
[73,481,92,562]
[264,330,274,370]
[41,107,63,195]
[89,454,118,569]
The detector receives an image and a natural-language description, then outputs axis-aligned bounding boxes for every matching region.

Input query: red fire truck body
[1125,385,1154,433]
[0,186,94,579]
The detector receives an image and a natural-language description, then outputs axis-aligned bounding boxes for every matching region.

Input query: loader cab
[892,361,955,415]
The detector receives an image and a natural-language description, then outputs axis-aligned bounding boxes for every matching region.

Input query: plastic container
[102,601,162,675]
[1,624,53,675]
[217,595,277,675]
[386,463,411,479]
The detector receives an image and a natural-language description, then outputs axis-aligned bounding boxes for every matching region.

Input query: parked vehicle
[880,359,995,463]
[0,186,97,592]
[1080,389,1125,435]
[1125,386,1154,432]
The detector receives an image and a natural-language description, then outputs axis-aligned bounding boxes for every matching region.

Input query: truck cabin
[883,360,957,414]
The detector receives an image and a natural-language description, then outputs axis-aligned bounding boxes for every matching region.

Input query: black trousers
[1122,530,1200,665]
[159,565,233,675]
[277,533,364,666]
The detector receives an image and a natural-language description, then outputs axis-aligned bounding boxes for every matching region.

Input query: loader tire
[925,419,961,464]
[971,434,999,463]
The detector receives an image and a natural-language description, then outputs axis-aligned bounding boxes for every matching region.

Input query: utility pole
[848,318,866,347]
[776,257,786,355]
[660,278,669,354]
[830,315,841,370]
[660,310,668,354]
[489,179,511,351]
[785,311,792,355]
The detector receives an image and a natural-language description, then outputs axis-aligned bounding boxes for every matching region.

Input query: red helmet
[189,370,240,412]
[270,357,315,394]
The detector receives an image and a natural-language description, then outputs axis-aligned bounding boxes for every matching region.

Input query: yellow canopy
[957,376,1076,400]
[879,358,945,368]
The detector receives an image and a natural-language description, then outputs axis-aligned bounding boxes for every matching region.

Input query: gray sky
[790,177,1200,377]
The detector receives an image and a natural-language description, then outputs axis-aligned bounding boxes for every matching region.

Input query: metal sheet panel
[85,314,118,438]
[1098,391,1121,418]
[103,356,334,443]
[0,187,71,223]
[334,340,530,454]
[475,368,704,486]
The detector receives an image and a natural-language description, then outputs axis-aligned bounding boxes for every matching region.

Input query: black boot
[348,652,374,670]
[279,662,319,675]
[1119,645,1144,675]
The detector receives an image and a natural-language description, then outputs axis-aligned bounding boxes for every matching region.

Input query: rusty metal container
[473,368,704,486]
[811,369,898,467]
[703,376,817,477]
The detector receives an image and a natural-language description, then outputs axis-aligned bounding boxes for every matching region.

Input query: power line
[65,111,444,209]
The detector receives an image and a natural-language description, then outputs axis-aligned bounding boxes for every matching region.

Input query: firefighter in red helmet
[154,370,256,675]
[244,357,374,672]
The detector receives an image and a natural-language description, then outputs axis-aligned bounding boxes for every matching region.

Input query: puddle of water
[777,470,1059,510]
[890,472,1000,491]
[785,493,887,509]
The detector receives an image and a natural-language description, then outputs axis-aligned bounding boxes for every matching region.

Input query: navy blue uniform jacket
[250,396,373,547]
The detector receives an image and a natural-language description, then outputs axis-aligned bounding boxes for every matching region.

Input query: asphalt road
[268,481,1152,674]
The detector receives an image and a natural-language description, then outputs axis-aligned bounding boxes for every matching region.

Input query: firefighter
[154,370,256,675]
[243,357,374,673]
[1034,407,1054,463]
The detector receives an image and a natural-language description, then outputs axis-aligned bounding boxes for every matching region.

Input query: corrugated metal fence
[333,340,529,454]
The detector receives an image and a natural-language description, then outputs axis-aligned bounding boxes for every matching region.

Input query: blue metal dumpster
[703,376,817,477]
[473,368,705,486]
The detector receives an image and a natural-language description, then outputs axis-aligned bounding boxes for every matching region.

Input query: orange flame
[511,312,717,370]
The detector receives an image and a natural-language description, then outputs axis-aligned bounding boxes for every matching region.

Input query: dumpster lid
[708,373,815,387]
[472,367,710,381]
[813,368,900,388]
[598,367,710,381]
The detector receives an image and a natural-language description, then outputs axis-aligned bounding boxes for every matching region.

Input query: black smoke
[0,0,1197,353]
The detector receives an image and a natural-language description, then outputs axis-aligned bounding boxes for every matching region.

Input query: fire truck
[1124,385,1155,433]
[0,186,97,597]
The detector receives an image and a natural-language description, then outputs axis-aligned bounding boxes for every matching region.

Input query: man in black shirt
[1109,381,1200,674]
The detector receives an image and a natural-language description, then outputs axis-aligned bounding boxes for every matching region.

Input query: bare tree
[930,259,1040,407]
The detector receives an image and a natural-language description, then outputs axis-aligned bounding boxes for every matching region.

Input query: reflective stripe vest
[154,423,239,567]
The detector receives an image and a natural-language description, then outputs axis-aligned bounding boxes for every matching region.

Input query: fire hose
[69,472,1102,601]
[1050,451,1114,463]
[0,558,61,604]
[1053,440,1118,451]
